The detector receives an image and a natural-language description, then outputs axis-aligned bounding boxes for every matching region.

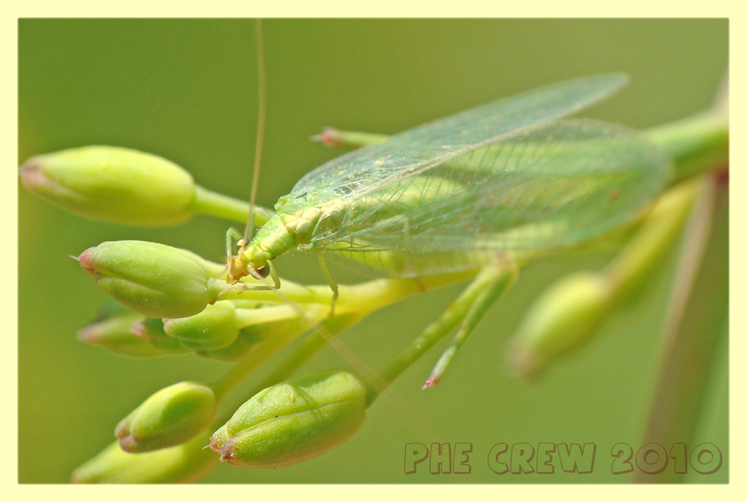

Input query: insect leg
[268,261,281,289]
[214,280,280,303]
[316,255,339,316]
[424,264,518,388]
[225,227,243,262]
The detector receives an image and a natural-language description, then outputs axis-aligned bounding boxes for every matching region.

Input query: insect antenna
[244,18,267,244]
[234,20,449,454]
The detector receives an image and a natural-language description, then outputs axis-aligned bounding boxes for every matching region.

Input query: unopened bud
[78,240,216,318]
[507,272,612,378]
[20,146,195,226]
[116,381,216,453]
[163,302,239,351]
[210,370,367,468]
[77,302,164,357]
[195,328,261,362]
[71,429,218,483]
[78,300,187,357]
[130,317,187,353]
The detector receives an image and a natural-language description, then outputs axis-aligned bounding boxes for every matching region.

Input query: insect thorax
[246,202,329,267]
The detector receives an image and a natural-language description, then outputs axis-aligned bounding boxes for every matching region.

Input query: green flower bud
[71,429,218,483]
[78,300,188,357]
[20,146,195,226]
[77,302,166,357]
[78,240,215,318]
[210,370,367,468]
[192,314,311,362]
[116,381,217,453]
[507,272,612,378]
[195,328,260,361]
[130,317,188,352]
[163,302,239,351]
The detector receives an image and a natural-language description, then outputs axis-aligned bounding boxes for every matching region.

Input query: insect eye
[253,264,270,279]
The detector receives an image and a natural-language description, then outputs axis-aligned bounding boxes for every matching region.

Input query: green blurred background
[18,19,728,483]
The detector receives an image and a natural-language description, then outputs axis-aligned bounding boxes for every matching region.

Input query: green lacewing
[228,74,670,284]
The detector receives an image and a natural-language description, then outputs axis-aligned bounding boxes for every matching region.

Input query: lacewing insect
[222,60,671,388]
[228,74,670,286]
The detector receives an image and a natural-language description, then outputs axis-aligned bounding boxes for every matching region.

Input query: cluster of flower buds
[21,145,381,481]
[71,369,369,481]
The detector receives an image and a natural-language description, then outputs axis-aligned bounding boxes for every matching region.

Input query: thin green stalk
[605,177,702,300]
[371,265,515,405]
[425,266,518,387]
[192,184,274,225]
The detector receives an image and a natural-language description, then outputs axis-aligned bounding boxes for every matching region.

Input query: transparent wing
[286,74,629,206]
[305,120,671,278]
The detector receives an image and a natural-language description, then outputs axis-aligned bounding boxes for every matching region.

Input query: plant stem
[370,265,516,404]
[646,113,729,184]
[634,173,728,483]
[605,177,702,301]
[209,271,475,403]
[248,313,364,399]
[192,184,274,225]
[208,306,325,401]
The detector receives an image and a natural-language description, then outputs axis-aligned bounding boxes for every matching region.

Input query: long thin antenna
[236,18,443,451]
[244,18,267,242]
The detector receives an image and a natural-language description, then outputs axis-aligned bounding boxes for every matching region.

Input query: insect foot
[115,381,217,453]
[20,146,196,226]
[211,370,367,468]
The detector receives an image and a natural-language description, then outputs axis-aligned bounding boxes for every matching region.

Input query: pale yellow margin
[2,2,743,502]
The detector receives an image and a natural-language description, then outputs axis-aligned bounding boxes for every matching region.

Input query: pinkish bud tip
[209,435,222,454]
[76,326,96,343]
[219,443,237,463]
[118,435,139,452]
[78,248,97,276]
[422,375,440,389]
[18,160,46,190]
[310,127,343,148]
[506,346,541,380]
[129,322,147,338]
[114,420,129,440]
